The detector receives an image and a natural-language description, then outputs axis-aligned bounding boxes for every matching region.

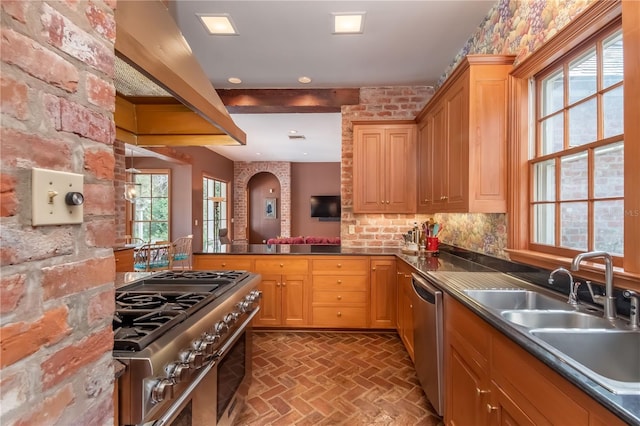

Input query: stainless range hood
[114,0,246,147]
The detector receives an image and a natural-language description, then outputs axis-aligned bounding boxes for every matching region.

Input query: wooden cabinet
[253,257,309,327]
[114,248,134,272]
[353,121,417,213]
[193,254,253,270]
[416,55,515,213]
[444,294,625,426]
[370,257,397,329]
[396,261,415,361]
[311,257,369,328]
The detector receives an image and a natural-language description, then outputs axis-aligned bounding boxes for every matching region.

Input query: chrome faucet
[548,267,580,305]
[570,251,616,320]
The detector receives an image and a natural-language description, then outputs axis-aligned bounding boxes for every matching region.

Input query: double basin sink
[464,289,640,395]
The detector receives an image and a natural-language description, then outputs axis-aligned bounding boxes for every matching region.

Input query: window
[531,28,623,259]
[203,176,228,251]
[130,170,170,242]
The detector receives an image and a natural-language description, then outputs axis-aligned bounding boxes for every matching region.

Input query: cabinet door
[370,258,396,328]
[254,274,281,327]
[446,336,488,426]
[402,279,415,360]
[282,274,307,326]
[445,77,469,212]
[417,117,434,212]
[386,127,417,213]
[431,102,448,210]
[353,126,385,212]
[489,382,541,426]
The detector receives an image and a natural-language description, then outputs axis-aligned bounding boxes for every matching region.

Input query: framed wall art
[265,197,277,219]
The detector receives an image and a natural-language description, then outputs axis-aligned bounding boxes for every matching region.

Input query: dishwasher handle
[412,273,441,304]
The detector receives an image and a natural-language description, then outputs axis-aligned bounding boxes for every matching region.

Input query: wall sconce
[124,148,141,203]
[269,188,274,193]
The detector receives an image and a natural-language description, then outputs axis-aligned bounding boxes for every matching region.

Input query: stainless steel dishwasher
[411,273,444,416]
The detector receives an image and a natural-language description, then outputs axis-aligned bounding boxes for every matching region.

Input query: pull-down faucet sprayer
[570,251,616,320]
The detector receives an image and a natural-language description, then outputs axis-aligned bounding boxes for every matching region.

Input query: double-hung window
[531,27,624,260]
[203,176,228,251]
[130,169,171,242]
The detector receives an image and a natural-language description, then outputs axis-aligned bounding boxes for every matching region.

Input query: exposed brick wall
[340,87,434,248]
[0,2,116,425]
[113,139,127,244]
[234,162,291,240]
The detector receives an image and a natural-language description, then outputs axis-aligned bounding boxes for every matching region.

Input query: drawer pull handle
[337,312,342,317]
[222,263,226,267]
[280,263,284,267]
[337,280,342,284]
[336,263,342,268]
[476,388,489,397]
[337,295,342,300]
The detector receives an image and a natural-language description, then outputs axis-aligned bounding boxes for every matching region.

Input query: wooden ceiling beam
[217,88,360,113]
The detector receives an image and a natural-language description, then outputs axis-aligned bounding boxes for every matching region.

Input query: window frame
[126,168,171,243]
[202,175,229,252]
[508,0,640,290]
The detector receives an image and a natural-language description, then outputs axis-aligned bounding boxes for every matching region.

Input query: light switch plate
[32,168,84,226]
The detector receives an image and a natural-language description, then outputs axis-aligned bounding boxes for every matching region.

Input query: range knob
[180,349,204,369]
[192,338,214,356]
[238,300,252,313]
[250,289,263,300]
[151,378,174,403]
[214,321,229,335]
[166,362,190,383]
[224,312,239,326]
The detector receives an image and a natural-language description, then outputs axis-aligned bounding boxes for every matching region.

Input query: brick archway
[234,162,291,241]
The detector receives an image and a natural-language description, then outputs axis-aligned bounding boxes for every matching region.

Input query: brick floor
[237,331,443,425]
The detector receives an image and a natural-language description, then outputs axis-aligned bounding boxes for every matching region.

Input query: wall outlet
[32,168,84,226]
[349,225,356,234]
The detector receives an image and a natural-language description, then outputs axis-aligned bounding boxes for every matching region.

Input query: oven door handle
[153,359,216,426]
[215,307,259,360]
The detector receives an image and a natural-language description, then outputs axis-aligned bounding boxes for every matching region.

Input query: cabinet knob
[276,283,281,287]
[279,263,284,267]
[282,282,286,287]
[337,280,342,284]
[221,263,226,267]
[424,199,430,202]
[372,267,376,271]
[337,295,342,300]
[386,200,390,204]
[486,404,497,413]
[337,312,342,317]
[409,304,413,309]
[336,263,342,268]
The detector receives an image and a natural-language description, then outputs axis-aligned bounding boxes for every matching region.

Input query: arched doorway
[247,172,281,243]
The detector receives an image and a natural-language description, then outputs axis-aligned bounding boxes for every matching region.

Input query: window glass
[533,160,555,201]
[594,142,624,198]
[540,113,564,155]
[560,153,588,200]
[542,70,564,116]
[594,200,624,255]
[568,98,597,147]
[132,171,170,242]
[203,176,228,251]
[560,202,588,250]
[533,203,555,246]
[603,86,624,138]
[568,48,597,104]
[603,32,623,88]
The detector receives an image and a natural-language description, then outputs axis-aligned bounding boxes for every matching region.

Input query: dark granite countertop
[195,243,402,256]
[400,251,640,425]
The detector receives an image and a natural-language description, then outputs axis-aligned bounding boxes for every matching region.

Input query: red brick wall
[340,87,435,248]
[1,1,116,425]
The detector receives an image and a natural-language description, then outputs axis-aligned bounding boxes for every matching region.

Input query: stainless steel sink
[464,289,571,311]
[530,329,640,394]
[502,310,616,329]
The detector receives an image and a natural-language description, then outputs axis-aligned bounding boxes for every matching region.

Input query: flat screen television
[310,195,341,218]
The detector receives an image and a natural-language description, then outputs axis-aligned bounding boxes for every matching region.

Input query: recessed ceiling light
[289,130,298,134]
[198,14,238,35]
[298,76,312,84]
[332,12,365,34]
[256,152,261,156]
[228,77,242,84]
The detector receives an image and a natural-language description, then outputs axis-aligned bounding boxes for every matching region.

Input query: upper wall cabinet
[353,121,417,214]
[416,55,515,213]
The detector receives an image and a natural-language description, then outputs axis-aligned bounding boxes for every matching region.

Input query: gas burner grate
[113,310,189,351]
[116,291,211,310]
[145,270,250,284]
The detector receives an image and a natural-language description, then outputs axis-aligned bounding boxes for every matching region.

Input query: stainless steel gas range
[113,270,261,426]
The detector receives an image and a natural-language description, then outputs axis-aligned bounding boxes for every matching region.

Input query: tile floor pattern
[236,331,443,426]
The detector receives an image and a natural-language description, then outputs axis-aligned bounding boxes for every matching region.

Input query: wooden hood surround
[114,0,246,147]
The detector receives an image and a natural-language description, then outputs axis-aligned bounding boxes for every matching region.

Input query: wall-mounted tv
[310,195,341,218]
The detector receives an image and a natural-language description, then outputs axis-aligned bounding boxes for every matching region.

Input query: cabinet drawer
[312,258,368,274]
[312,307,367,327]
[313,275,368,291]
[193,256,253,271]
[255,258,309,274]
[114,248,134,272]
[312,290,367,304]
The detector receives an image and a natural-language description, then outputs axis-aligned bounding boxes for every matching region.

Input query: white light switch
[32,168,84,226]
[349,225,356,234]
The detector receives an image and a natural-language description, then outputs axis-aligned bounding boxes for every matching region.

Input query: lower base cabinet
[396,261,415,361]
[444,294,624,426]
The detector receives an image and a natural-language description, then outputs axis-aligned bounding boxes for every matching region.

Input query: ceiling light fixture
[198,14,238,35]
[228,77,242,84]
[298,76,312,84]
[289,130,298,134]
[332,12,365,34]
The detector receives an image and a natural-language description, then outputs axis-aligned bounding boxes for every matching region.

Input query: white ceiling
[168,0,495,162]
